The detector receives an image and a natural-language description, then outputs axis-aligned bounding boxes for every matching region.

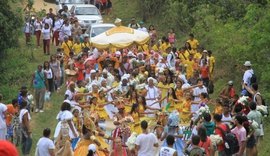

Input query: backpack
[189,146,206,156]
[208,80,214,94]
[216,126,239,155]
[250,72,257,85]
[254,93,269,116]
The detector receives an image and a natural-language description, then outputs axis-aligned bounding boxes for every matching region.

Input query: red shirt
[6,104,18,126]
[229,87,236,98]
[199,137,211,156]
[200,66,209,78]
[215,123,227,151]
[75,62,85,81]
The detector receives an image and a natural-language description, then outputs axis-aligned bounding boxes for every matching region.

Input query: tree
[0,0,23,54]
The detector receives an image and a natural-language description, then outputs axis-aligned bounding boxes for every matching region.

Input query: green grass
[0,36,63,155]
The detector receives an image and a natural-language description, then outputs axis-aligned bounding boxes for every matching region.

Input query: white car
[70,4,103,30]
[85,23,115,39]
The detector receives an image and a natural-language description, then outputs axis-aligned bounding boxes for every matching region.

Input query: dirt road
[33,0,57,13]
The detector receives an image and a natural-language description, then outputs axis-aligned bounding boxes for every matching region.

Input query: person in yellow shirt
[129,103,142,134]
[178,47,189,63]
[187,33,199,50]
[159,37,171,53]
[72,37,82,55]
[61,36,73,57]
[157,75,170,108]
[151,44,159,52]
[96,91,110,120]
[184,54,195,79]
[138,44,149,53]
[81,34,91,51]
[193,48,202,61]
[207,50,215,79]
[184,42,195,55]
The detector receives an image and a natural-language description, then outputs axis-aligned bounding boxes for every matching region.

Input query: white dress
[145,85,160,117]
[54,110,78,139]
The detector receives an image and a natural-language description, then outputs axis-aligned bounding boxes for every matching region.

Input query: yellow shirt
[208,56,215,71]
[152,44,159,52]
[185,49,196,55]
[61,41,73,57]
[178,51,189,62]
[138,44,149,52]
[184,59,195,79]
[194,52,202,61]
[214,105,223,115]
[157,82,170,98]
[73,43,82,55]
[160,42,171,53]
[81,42,91,49]
[187,39,199,49]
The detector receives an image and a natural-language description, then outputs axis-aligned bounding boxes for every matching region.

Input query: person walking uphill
[32,65,47,113]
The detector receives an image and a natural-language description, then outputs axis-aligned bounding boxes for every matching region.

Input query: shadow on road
[44,0,55,4]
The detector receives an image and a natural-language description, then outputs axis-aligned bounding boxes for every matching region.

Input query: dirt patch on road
[32,0,56,13]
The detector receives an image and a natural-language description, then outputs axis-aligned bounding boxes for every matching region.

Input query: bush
[0,0,23,53]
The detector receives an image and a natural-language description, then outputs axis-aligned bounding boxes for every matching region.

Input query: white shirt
[167,52,176,68]
[44,68,53,79]
[37,137,55,156]
[221,113,232,125]
[19,108,31,124]
[24,22,33,33]
[65,89,74,101]
[0,103,7,129]
[135,132,158,156]
[53,19,63,31]
[138,27,148,32]
[192,86,208,112]
[156,61,169,69]
[34,21,42,31]
[42,28,51,40]
[159,146,176,156]
[243,69,253,86]
[61,25,72,36]
[43,17,53,28]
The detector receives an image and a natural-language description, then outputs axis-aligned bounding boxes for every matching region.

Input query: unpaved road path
[33,0,56,13]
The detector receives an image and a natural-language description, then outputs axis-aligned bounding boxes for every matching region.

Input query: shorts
[246,135,256,148]
[7,125,13,137]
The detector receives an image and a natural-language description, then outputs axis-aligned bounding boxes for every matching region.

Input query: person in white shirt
[42,13,53,28]
[167,47,176,69]
[34,17,42,46]
[242,61,254,96]
[135,120,159,156]
[145,77,161,117]
[192,79,208,113]
[19,101,32,155]
[24,20,33,44]
[59,20,72,43]
[36,128,55,156]
[52,15,63,46]
[42,23,51,55]
[137,21,148,32]
[0,94,7,140]
[159,135,177,156]
[243,61,254,86]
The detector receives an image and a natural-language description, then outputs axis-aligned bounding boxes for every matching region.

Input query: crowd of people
[1,4,268,156]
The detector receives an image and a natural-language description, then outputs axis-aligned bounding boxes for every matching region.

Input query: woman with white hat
[145,77,161,117]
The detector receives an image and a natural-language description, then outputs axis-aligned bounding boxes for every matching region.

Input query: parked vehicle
[85,23,115,39]
[70,4,103,30]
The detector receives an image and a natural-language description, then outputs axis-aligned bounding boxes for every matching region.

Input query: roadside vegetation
[0,0,269,155]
